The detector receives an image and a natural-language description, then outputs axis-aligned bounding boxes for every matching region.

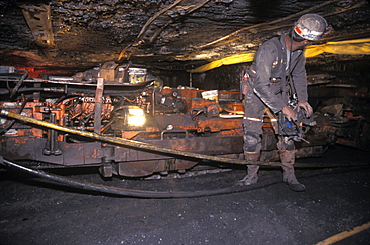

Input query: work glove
[297,100,313,118]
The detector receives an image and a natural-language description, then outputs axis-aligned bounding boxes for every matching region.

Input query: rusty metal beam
[94,78,104,134]
[20,4,58,59]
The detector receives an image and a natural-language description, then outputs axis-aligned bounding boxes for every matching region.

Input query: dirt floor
[1,145,369,245]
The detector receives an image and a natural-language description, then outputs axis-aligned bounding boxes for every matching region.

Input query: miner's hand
[282,106,297,121]
[297,100,313,117]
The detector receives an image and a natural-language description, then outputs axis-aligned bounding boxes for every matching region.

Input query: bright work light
[126,107,146,127]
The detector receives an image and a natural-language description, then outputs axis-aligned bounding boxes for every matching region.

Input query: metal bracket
[20,4,58,58]
[160,130,189,140]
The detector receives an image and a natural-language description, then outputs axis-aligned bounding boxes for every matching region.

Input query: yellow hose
[0,109,268,166]
[188,38,370,73]
[1,110,369,169]
[316,221,370,245]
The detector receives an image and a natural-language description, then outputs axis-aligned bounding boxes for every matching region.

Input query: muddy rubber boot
[280,150,306,192]
[239,152,260,185]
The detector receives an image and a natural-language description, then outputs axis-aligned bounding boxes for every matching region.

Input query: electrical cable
[1,157,368,199]
[1,109,369,198]
[1,158,282,198]
[0,87,65,95]
[1,109,369,168]
[0,109,278,167]
[10,70,28,97]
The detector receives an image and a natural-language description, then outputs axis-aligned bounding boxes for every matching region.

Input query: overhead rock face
[0,0,369,70]
[0,0,369,111]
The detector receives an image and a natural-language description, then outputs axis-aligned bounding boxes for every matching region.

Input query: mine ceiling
[0,0,369,73]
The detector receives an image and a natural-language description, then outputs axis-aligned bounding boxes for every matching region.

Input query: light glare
[127,115,146,126]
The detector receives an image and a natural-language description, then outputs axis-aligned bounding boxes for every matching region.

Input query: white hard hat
[293,14,328,41]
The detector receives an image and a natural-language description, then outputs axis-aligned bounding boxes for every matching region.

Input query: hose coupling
[0,110,9,116]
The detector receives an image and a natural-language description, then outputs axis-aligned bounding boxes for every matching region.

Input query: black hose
[0,87,65,95]
[10,70,28,97]
[0,158,282,198]
[0,109,274,166]
[1,109,369,168]
[2,158,368,199]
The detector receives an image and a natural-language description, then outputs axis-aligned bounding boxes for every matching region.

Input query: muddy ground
[1,145,369,245]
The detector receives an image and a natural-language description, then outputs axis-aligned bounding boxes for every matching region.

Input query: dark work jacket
[249,34,307,114]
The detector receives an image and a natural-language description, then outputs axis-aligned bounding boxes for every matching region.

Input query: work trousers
[242,84,294,153]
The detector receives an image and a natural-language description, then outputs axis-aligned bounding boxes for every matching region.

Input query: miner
[240,14,330,191]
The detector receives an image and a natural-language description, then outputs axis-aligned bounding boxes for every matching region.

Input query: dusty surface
[1,0,369,69]
[0,145,370,245]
